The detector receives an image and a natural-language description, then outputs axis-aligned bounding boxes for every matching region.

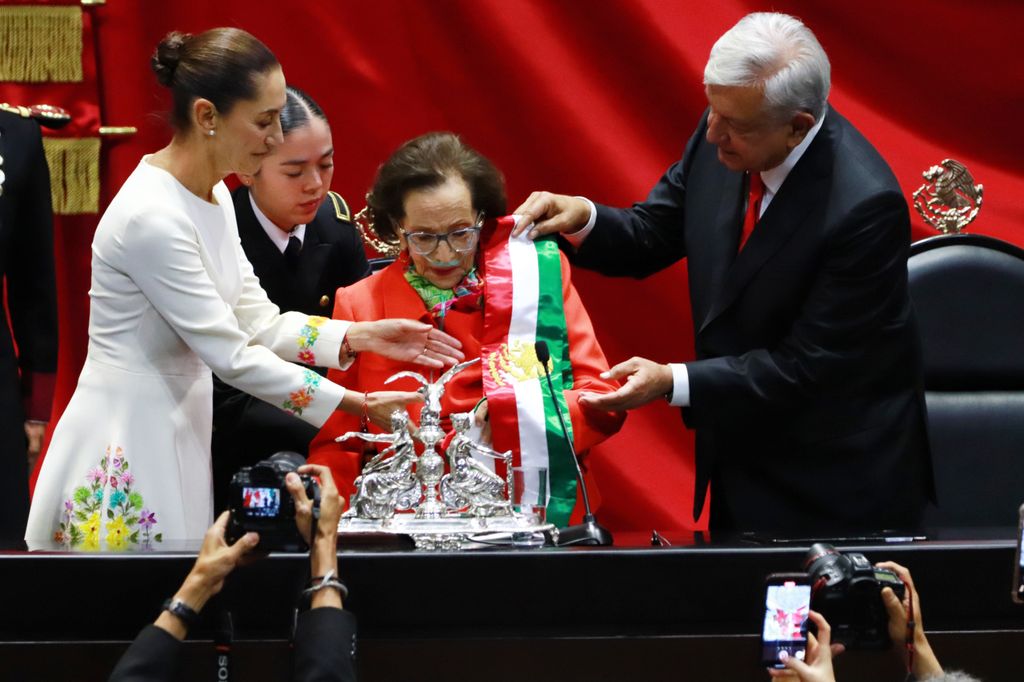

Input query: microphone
[535,340,612,546]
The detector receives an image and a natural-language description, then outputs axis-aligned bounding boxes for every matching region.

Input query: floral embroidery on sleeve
[282,369,322,417]
[296,315,328,365]
[54,445,162,550]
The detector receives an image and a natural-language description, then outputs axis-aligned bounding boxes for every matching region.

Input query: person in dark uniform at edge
[211,87,370,511]
[0,103,59,548]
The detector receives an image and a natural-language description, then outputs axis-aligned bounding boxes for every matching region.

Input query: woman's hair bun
[151,31,193,87]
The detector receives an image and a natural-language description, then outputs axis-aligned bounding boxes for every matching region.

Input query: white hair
[703,13,830,121]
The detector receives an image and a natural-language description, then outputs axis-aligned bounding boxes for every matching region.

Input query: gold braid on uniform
[326,190,352,222]
[42,137,100,214]
[0,6,82,82]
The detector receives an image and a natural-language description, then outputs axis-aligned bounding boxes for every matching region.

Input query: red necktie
[739,172,764,251]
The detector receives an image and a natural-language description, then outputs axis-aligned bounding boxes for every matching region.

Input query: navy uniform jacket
[574,108,933,534]
[211,187,370,508]
[0,109,58,545]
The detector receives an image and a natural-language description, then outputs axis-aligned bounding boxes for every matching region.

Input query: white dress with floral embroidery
[26,158,351,549]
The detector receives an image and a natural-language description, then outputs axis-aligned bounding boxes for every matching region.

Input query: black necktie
[284,235,302,269]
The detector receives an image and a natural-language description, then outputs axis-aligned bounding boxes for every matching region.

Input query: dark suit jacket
[0,110,58,544]
[108,608,357,682]
[574,108,933,534]
[211,188,370,509]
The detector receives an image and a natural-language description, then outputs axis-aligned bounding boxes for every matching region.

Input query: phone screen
[761,575,811,668]
[1014,503,1024,604]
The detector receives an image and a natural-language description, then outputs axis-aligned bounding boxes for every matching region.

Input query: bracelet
[359,395,370,431]
[162,597,201,629]
[302,569,349,600]
[342,336,357,360]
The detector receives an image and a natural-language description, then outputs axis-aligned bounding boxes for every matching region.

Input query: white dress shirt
[249,191,306,253]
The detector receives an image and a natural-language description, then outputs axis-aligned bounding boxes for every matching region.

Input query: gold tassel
[0,6,82,82]
[42,137,100,215]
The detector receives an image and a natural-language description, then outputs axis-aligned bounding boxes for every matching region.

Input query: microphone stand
[535,341,612,546]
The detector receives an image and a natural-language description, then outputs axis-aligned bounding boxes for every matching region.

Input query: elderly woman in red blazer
[308,132,625,526]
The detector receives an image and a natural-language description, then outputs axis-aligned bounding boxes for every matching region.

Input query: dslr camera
[803,543,906,649]
[226,452,319,551]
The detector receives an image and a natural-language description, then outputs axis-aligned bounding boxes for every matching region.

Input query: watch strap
[162,598,201,629]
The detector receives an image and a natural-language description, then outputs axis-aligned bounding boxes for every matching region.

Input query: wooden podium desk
[2,529,1021,680]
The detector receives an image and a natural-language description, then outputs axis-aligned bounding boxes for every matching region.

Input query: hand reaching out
[579,356,673,411]
[345,319,463,369]
[511,192,591,239]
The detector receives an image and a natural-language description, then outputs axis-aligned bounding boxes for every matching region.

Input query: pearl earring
[207,129,216,137]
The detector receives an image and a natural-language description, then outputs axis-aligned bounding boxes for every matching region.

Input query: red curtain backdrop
[33,0,1024,533]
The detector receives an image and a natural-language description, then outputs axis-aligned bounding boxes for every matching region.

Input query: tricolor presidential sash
[480,216,576,526]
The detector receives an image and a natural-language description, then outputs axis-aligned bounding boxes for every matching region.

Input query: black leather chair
[368,256,395,273]
[908,233,1024,527]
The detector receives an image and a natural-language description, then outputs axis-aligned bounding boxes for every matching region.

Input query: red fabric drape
[37,0,1024,533]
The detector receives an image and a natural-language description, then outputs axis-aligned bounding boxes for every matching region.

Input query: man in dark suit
[514,12,932,534]
[211,186,369,510]
[0,105,59,546]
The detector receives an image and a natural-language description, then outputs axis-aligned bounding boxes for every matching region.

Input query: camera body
[226,452,319,551]
[804,543,905,649]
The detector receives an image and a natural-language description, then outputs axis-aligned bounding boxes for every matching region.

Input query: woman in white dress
[26,28,462,549]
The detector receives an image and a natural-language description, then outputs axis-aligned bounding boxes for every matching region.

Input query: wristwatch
[162,598,201,629]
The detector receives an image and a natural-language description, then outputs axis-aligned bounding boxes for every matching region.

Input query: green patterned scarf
[404,266,483,321]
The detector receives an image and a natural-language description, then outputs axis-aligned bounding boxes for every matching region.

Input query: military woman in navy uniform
[211,87,370,509]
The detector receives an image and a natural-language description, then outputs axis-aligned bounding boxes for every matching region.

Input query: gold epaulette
[326,190,352,222]
[0,103,71,129]
[0,103,32,118]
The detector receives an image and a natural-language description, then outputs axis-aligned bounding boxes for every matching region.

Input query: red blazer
[308,252,625,510]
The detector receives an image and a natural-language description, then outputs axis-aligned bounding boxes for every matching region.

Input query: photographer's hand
[288,464,343,609]
[767,611,837,682]
[156,511,259,640]
[876,561,943,680]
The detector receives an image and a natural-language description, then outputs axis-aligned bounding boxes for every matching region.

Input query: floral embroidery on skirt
[54,445,162,550]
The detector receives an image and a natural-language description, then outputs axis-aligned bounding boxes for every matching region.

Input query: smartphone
[1013,503,1024,604]
[761,573,812,668]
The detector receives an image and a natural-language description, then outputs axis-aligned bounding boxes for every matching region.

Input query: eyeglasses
[401,213,485,256]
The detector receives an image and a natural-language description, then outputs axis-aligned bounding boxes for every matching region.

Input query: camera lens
[803,542,838,569]
[804,543,853,589]
[267,451,307,472]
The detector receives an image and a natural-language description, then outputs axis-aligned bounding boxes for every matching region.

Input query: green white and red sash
[480,216,576,526]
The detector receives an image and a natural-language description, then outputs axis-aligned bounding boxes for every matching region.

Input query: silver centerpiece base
[338,513,556,550]
[336,362,556,550]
